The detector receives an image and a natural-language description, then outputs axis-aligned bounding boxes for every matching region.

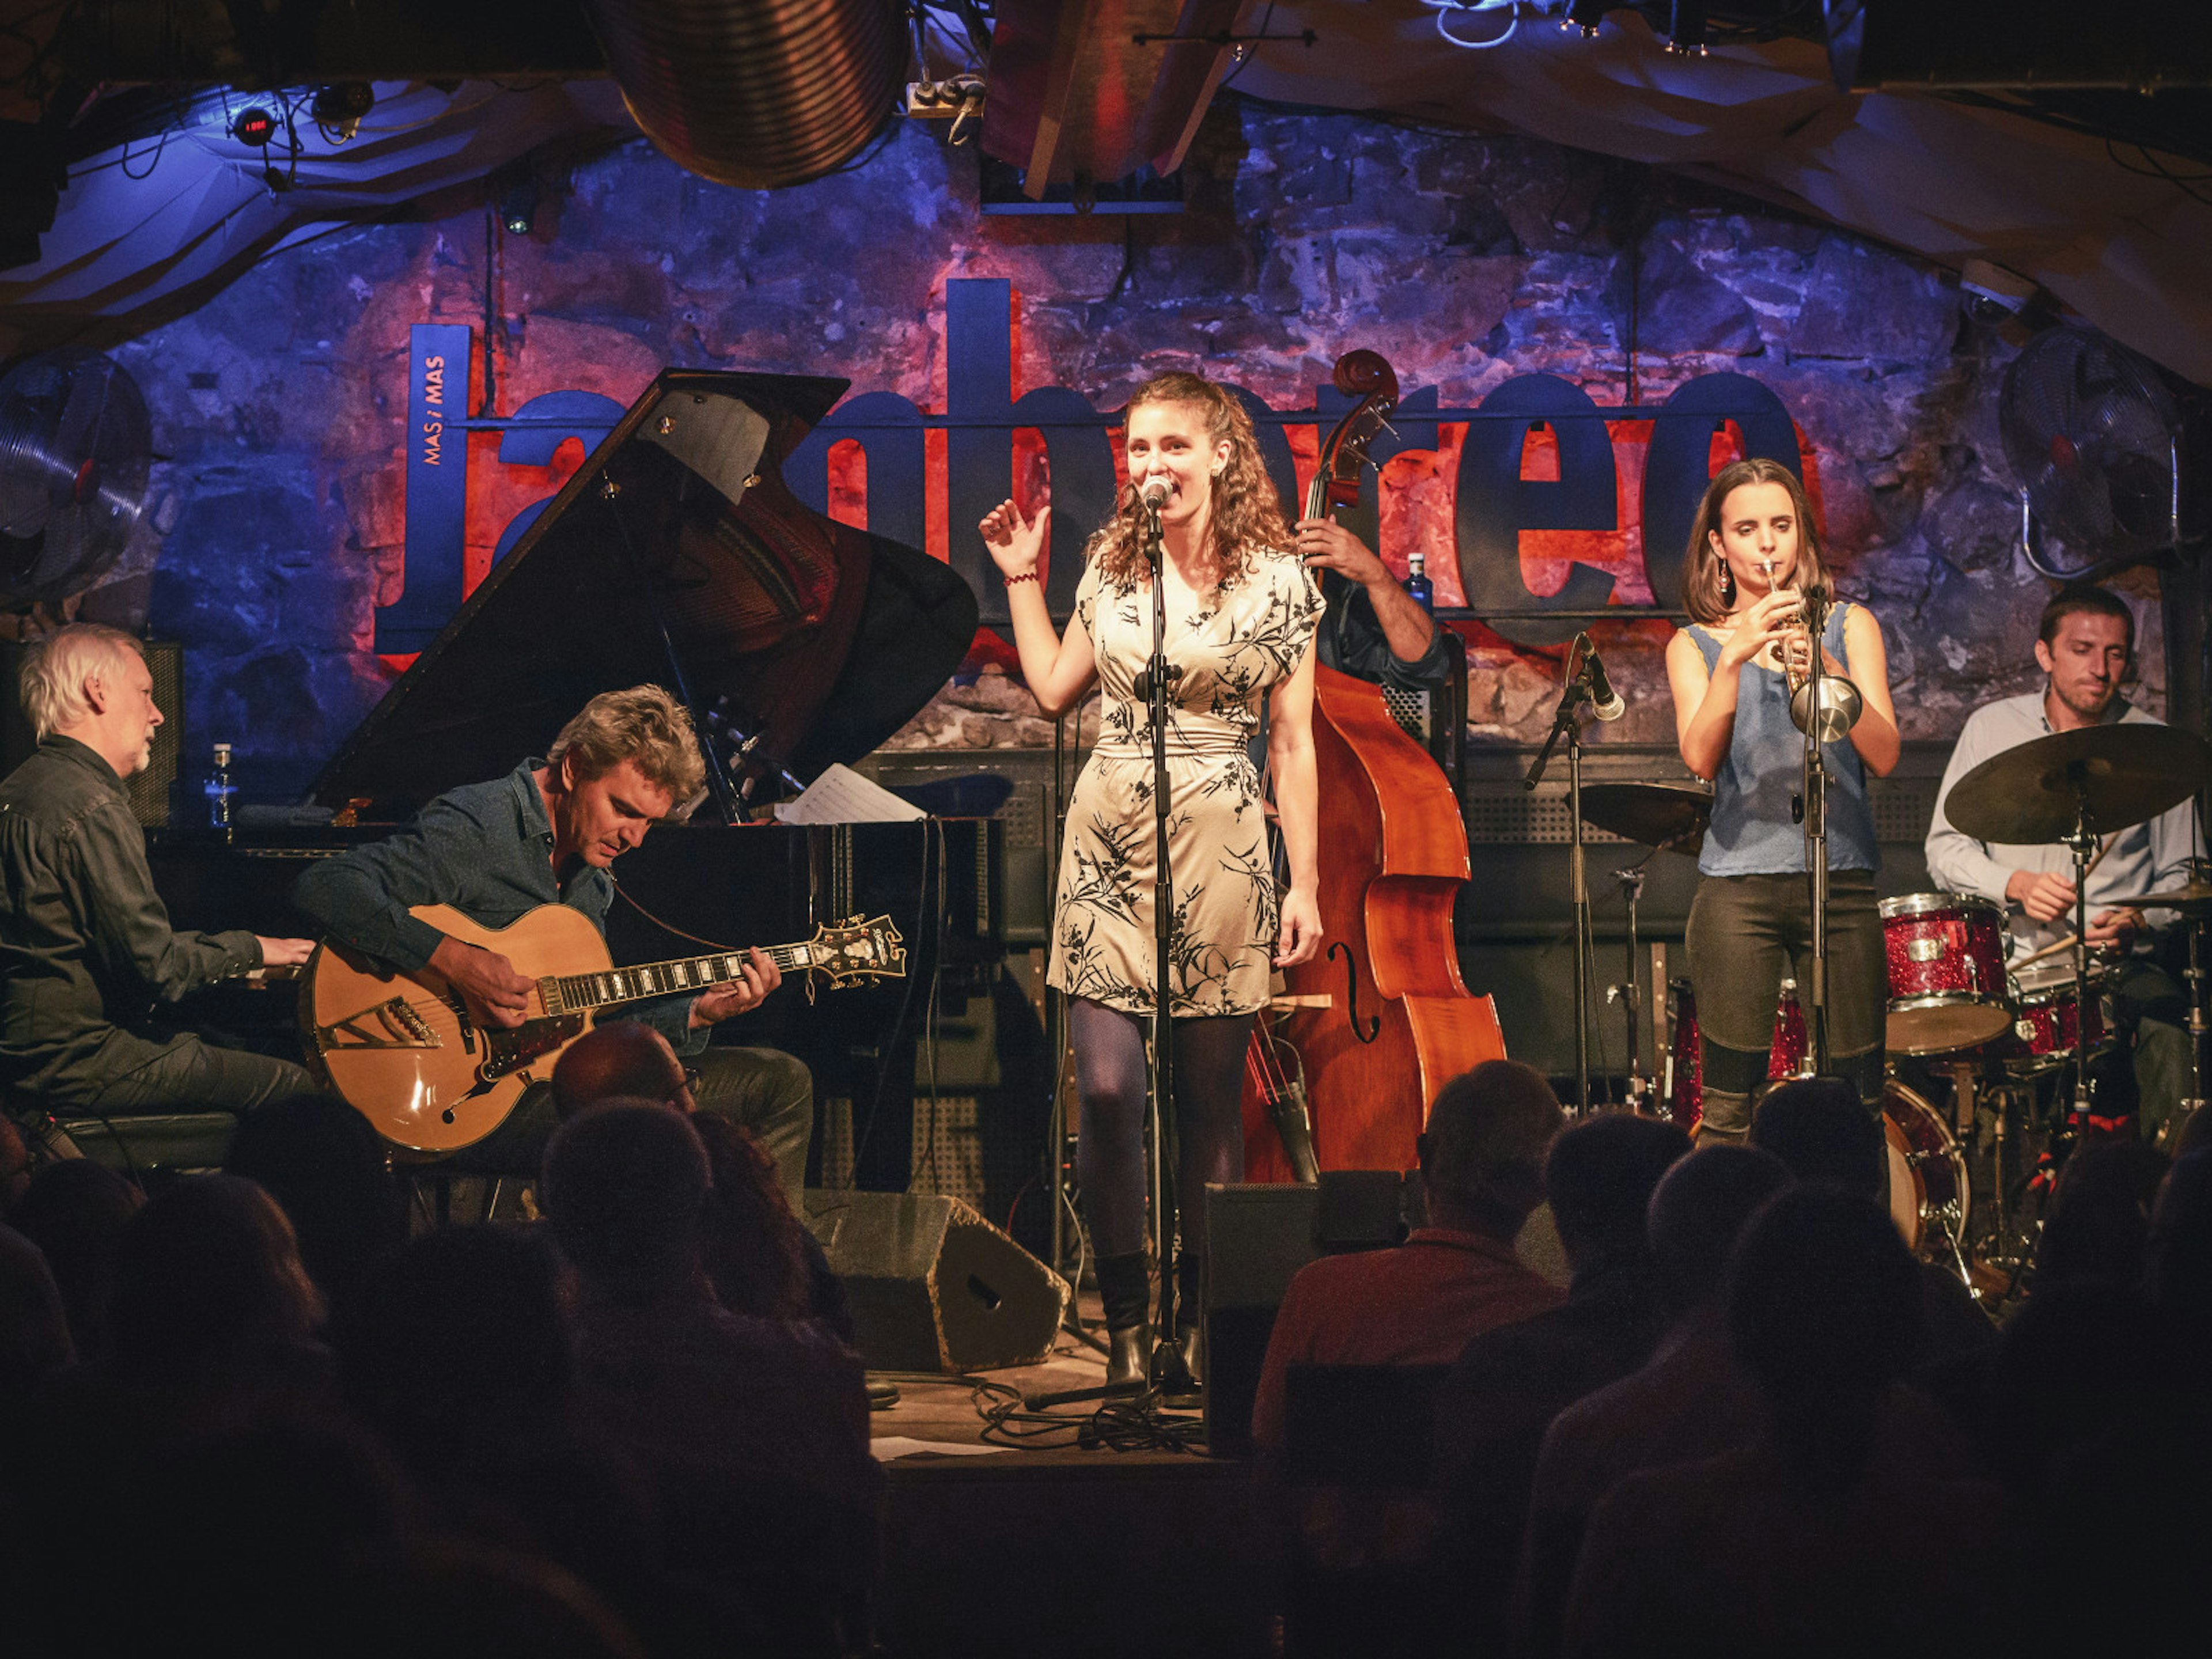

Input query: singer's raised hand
[980,499,1049,581]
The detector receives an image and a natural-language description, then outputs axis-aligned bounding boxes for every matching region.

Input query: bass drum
[1884,1078,1969,1259]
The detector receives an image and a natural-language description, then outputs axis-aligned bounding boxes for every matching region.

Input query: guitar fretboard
[547,942,812,1015]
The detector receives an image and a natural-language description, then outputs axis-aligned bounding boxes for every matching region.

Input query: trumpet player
[1664,459,1901,1141]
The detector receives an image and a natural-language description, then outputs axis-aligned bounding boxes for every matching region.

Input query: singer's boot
[1096,1252,1151,1392]
[1154,1253,1206,1407]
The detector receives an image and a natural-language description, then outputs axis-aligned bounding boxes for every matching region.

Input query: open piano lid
[313,370,977,815]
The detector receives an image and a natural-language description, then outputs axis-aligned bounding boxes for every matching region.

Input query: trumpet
[1760,559,1862,740]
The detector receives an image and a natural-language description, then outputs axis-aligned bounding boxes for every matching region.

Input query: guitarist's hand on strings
[429,935,533,1029]
[689,946,781,1029]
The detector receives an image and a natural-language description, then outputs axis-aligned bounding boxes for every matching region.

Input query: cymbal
[1580,781,1713,855]
[1944,724,2208,846]
[2137,865,2212,916]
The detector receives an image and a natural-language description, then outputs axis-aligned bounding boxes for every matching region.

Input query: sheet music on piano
[772,763,925,825]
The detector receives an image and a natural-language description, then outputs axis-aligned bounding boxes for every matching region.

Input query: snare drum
[1884,1079,1971,1257]
[1997,957,2113,1074]
[1881,892,2015,1055]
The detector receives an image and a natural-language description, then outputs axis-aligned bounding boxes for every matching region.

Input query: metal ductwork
[582,0,906,190]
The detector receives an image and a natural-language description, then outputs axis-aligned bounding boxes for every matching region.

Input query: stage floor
[866,1298,1281,1658]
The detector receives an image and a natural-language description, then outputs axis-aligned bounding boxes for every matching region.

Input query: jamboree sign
[387,278,1811,653]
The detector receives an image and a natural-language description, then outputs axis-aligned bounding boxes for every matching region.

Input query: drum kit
[1582,719,2212,1289]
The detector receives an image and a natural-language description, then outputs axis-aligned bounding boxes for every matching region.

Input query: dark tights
[1070,998,1253,1306]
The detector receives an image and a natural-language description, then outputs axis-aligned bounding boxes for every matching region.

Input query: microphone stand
[1798,589,1832,1074]
[1024,491,1188,1414]
[1789,585,1862,1078]
[1525,638,1600,1114]
[1132,492,1184,1381]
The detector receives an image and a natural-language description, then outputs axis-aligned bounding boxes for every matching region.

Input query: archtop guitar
[302,902,904,1152]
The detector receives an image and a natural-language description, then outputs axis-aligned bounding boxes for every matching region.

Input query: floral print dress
[1047,547,1324,1018]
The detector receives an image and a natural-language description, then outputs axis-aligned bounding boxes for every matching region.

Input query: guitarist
[292,685,814,1196]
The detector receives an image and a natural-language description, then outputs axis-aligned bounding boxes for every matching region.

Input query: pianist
[291,684,816,1198]
[0,625,318,1119]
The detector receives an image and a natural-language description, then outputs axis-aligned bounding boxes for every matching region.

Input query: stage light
[230,107,277,147]
[1665,0,1708,54]
[311,82,375,142]
[498,177,539,236]
[1565,0,1610,37]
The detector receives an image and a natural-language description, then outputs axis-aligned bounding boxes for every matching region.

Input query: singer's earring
[1719,560,1736,603]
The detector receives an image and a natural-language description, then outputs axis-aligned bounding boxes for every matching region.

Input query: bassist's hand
[1294,516,1387,587]
[690,946,781,1028]
[429,935,533,1029]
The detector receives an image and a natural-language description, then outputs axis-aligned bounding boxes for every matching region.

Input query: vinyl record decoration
[0,350,152,610]
[1998,324,2184,579]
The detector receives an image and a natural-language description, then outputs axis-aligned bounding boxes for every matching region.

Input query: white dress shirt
[1925,691,2203,964]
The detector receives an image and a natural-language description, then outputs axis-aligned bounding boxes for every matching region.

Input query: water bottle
[1405,550,1433,615]
[204,743,235,844]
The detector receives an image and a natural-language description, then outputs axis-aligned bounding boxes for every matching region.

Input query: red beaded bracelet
[1003,570,1040,587]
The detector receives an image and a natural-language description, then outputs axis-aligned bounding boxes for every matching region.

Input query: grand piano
[154,369,1041,1203]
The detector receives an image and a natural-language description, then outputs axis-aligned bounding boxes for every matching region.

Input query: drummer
[1925,584,2202,1139]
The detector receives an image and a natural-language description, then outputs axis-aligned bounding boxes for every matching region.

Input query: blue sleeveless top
[1688,602,1881,877]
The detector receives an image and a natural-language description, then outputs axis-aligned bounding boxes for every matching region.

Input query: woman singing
[982,372,1324,1389]
[1664,457,1900,1141]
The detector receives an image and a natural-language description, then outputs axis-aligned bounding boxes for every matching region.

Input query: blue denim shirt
[1686,603,1881,878]
[291,759,702,1054]
[1315,570,1455,690]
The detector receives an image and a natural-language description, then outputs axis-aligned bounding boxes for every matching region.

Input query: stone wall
[73,100,2158,794]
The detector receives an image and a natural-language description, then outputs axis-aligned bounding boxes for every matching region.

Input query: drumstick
[2009,840,2119,975]
[2012,933,2079,973]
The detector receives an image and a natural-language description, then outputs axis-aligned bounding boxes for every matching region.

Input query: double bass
[1241,350,1508,1180]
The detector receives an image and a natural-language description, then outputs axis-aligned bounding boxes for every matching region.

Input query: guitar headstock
[806,914,908,988]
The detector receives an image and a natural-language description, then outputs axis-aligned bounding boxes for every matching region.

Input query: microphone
[1581,639,1626,722]
[1139,477,1170,511]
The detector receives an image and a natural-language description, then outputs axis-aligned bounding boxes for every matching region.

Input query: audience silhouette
[6,1047,2210,1657]
[1517,1143,1790,1657]
[1431,1112,1688,1649]
[1562,1185,2009,1658]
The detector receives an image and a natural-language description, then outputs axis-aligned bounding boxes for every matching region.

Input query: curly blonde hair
[1087,373,1296,589]
[547,685,706,806]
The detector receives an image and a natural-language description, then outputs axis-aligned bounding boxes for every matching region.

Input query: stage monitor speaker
[1203,1175,1422,1459]
[801,1189,1069,1374]
[0,637,181,827]
[1204,1183,1321,1460]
